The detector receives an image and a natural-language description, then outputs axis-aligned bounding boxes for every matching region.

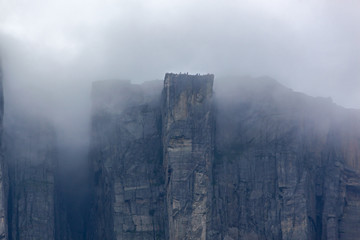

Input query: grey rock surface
[2,70,360,239]
[89,74,360,240]
[162,73,214,240]
[89,80,166,240]
[212,77,360,240]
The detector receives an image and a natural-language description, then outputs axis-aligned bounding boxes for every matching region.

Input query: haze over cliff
[87,74,360,240]
[1,0,360,109]
[1,67,360,239]
[0,0,359,239]
[0,1,359,187]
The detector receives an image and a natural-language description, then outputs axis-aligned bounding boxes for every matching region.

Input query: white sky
[0,0,360,108]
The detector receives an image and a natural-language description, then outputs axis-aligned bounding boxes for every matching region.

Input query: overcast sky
[0,0,359,114]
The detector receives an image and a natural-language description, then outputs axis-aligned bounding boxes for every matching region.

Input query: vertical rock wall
[0,62,72,240]
[89,74,215,240]
[162,73,214,240]
[81,73,360,240]
[89,80,166,240]
[88,74,360,240]
[212,77,360,240]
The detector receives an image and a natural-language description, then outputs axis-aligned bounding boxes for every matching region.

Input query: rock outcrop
[89,74,360,240]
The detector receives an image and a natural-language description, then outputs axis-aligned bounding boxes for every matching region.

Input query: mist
[1,0,360,109]
[0,0,359,187]
[1,1,360,238]
[0,0,358,173]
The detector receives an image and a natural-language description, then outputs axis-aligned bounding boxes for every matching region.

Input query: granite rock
[88,74,360,240]
[89,80,166,240]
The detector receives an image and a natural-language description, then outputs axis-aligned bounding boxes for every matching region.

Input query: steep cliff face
[162,73,214,240]
[89,80,166,240]
[0,63,73,240]
[212,77,360,240]
[4,118,62,240]
[89,74,360,240]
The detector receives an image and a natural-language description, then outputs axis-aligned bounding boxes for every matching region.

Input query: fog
[0,1,359,238]
[0,0,359,152]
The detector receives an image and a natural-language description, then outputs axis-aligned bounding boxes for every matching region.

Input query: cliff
[212,77,360,239]
[162,73,214,239]
[3,117,70,240]
[89,74,360,240]
[0,70,359,239]
[89,80,166,239]
[0,66,72,239]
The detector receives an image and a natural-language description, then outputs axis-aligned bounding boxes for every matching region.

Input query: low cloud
[0,0,359,149]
